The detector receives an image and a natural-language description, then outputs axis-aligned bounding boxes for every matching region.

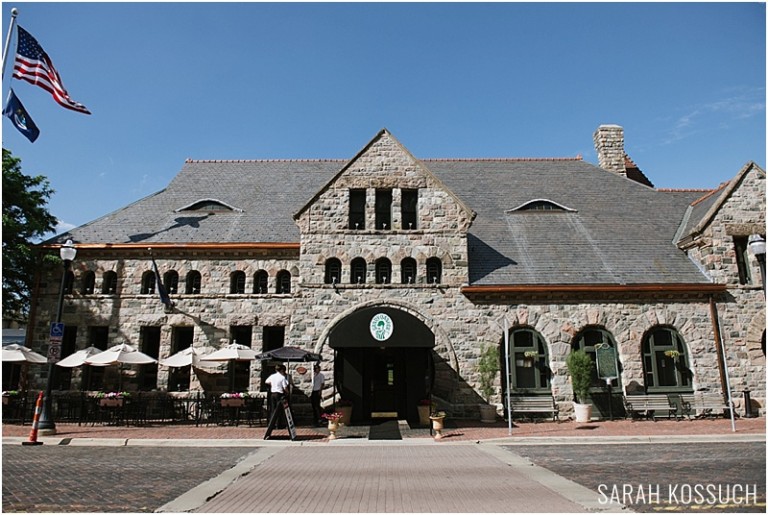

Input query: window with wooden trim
[350,258,367,284]
[325,258,342,284]
[230,271,246,294]
[185,271,202,294]
[276,270,291,294]
[734,236,753,285]
[571,327,622,388]
[375,258,392,284]
[504,328,551,393]
[401,258,417,284]
[349,189,366,230]
[102,271,117,294]
[82,271,95,294]
[642,326,692,392]
[375,189,392,230]
[140,271,155,294]
[253,270,268,294]
[401,189,418,230]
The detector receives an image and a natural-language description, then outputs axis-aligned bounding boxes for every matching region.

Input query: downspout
[709,295,736,432]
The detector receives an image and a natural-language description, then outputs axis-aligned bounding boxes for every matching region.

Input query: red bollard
[22,391,44,446]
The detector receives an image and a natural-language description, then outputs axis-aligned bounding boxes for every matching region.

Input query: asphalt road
[2,442,765,513]
[511,442,766,513]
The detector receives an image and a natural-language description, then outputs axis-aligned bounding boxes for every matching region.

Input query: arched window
[102,271,117,294]
[276,270,291,294]
[253,270,268,294]
[503,328,551,393]
[375,258,391,284]
[642,326,692,392]
[426,257,442,284]
[141,270,156,294]
[350,258,367,284]
[401,258,417,284]
[82,271,95,294]
[185,271,201,294]
[163,270,179,294]
[230,271,246,294]
[571,326,621,388]
[325,258,342,284]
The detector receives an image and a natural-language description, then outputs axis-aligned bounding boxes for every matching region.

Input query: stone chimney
[593,125,626,176]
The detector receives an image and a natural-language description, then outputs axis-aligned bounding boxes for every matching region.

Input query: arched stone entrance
[329,306,435,424]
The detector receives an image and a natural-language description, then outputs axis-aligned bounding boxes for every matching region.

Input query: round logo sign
[370,313,394,341]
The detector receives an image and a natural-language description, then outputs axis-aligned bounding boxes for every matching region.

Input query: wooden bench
[623,394,679,421]
[679,393,732,419]
[509,396,559,422]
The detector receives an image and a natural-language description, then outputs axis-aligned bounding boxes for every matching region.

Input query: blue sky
[1,2,765,235]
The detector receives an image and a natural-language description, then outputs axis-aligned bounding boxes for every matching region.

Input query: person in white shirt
[311,364,325,426]
[265,364,289,422]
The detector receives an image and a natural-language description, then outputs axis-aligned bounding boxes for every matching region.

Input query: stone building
[28,125,765,423]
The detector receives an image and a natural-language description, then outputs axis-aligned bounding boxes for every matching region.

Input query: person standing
[265,364,289,423]
[311,364,325,426]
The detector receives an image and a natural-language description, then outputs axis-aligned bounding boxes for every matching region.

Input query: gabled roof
[52,131,748,287]
[676,161,766,246]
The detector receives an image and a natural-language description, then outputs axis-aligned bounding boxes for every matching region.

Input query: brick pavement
[2,416,765,443]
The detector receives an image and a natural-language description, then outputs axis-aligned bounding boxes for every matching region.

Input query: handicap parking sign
[49,322,64,343]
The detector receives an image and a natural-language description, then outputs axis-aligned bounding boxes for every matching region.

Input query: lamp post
[748,234,766,296]
[37,239,77,435]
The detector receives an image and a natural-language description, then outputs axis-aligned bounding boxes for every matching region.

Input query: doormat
[368,419,402,440]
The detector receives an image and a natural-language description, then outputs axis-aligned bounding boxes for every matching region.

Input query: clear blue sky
[2,2,765,236]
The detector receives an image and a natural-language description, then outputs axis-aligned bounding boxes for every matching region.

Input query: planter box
[221,398,245,408]
[99,398,123,407]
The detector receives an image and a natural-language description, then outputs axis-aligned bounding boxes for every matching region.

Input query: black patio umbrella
[254,346,322,363]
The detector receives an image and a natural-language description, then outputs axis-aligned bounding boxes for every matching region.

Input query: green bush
[566,350,594,404]
[478,344,499,403]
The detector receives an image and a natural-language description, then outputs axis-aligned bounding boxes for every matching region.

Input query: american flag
[12,26,90,115]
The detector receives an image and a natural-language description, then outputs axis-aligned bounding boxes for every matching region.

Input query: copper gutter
[461,283,727,295]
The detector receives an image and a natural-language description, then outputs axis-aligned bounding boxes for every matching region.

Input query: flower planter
[327,420,339,440]
[573,402,592,423]
[221,398,245,408]
[430,415,445,440]
[479,404,497,423]
[99,398,123,407]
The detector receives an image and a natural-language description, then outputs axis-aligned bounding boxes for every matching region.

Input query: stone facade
[26,129,766,420]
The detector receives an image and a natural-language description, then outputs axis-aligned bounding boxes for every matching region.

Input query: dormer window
[349,189,366,230]
[176,199,238,213]
[510,199,574,212]
[375,189,392,230]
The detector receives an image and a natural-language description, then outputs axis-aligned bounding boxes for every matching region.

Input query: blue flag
[151,256,173,308]
[3,89,39,142]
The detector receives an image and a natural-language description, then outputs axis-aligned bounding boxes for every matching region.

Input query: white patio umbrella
[85,343,157,366]
[85,343,157,390]
[1,344,47,364]
[55,346,108,368]
[198,342,258,391]
[159,346,219,369]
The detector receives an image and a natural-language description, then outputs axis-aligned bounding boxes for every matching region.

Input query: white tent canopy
[56,346,108,368]
[199,342,258,363]
[1,344,47,364]
[85,343,157,365]
[159,346,219,369]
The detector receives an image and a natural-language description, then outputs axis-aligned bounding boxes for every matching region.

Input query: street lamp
[748,234,766,295]
[37,239,77,435]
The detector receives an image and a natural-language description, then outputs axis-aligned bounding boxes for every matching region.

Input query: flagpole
[1,8,18,79]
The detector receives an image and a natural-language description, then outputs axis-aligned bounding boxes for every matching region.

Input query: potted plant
[417,399,432,426]
[96,391,130,407]
[664,350,680,360]
[566,350,595,422]
[477,344,499,423]
[523,350,538,367]
[322,411,343,440]
[429,408,446,440]
[2,390,19,405]
[220,391,249,407]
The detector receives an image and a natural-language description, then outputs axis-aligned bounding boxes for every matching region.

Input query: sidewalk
[3,416,764,445]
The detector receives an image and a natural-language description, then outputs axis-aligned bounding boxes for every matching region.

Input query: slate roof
[60,155,714,286]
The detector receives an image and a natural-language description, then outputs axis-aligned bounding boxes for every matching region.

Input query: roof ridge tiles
[421,156,584,162]
[184,156,584,164]
[184,158,348,164]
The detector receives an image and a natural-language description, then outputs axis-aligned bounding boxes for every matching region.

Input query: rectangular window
[401,189,418,230]
[734,236,752,285]
[55,326,78,390]
[375,189,392,230]
[169,327,193,391]
[349,189,366,230]
[85,326,110,390]
[139,327,161,391]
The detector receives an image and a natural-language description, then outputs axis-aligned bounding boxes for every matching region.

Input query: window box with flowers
[664,350,681,360]
[96,392,130,407]
[220,392,249,407]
